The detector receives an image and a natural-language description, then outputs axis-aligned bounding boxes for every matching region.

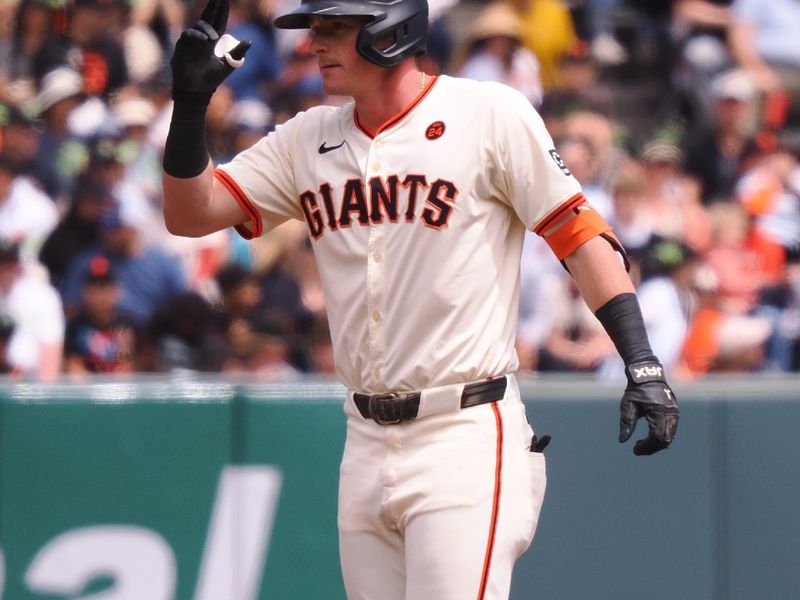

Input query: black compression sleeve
[594,292,657,366]
[162,91,213,179]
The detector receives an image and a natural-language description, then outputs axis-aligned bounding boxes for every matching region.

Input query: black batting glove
[619,360,679,456]
[170,0,252,104]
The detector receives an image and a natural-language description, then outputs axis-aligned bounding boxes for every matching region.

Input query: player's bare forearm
[563,236,634,312]
[163,161,212,236]
[162,164,247,238]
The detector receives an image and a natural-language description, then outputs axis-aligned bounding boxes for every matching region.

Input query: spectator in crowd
[101,0,169,85]
[683,68,757,203]
[215,262,263,371]
[682,262,772,375]
[572,0,628,67]
[671,0,735,129]
[33,0,128,100]
[229,98,274,156]
[734,139,800,259]
[0,239,64,379]
[540,38,614,118]
[242,316,302,379]
[516,0,578,91]
[60,204,188,326]
[0,153,59,265]
[703,199,796,370]
[28,66,88,203]
[0,0,63,105]
[63,254,141,373]
[215,262,262,322]
[535,272,614,373]
[728,0,800,129]
[110,95,161,204]
[639,138,711,251]
[39,177,112,288]
[252,226,317,345]
[221,0,283,101]
[125,0,185,54]
[458,1,543,107]
[556,133,614,219]
[608,158,654,259]
[560,109,621,189]
[0,102,42,175]
[704,201,782,315]
[147,290,227,372]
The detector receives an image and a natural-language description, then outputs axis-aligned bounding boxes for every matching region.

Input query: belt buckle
[368,393,406,425]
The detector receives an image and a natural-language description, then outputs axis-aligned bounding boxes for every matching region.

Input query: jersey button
[372,252,382,263]
[373,368,381,379]
[371,162,381,172]
[371,311,381,323]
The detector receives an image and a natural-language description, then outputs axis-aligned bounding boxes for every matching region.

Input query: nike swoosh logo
[319,141,345,154]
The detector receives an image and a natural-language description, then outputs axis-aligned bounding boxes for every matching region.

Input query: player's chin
[320,80,346,97]
[319,68,346,95]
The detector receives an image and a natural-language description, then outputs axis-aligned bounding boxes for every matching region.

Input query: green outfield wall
[0,374,798,600]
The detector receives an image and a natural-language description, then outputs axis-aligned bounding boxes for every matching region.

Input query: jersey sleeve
[215,113,307,239]
[484,83,584,231]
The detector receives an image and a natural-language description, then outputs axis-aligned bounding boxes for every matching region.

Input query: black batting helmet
[274,0,428,68]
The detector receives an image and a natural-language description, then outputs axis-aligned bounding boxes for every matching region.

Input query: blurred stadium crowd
[0,0,798,381]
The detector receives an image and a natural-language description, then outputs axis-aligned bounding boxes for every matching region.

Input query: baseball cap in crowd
[112,97,156,130]
[469,2,522,43]
[230,99,274,133]
[639,139,683,167]
[710,69,755,103]
[85,255,116,285]
[215,263,256,295]
[641,237,697,279]
[32,67,85,114]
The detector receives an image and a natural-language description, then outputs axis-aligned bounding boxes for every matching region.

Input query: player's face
[308,16,377,97]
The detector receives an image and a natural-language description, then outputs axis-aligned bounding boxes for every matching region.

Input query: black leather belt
[353,376,508,425]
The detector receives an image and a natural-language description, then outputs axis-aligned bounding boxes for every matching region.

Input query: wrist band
[594,292,656,366]
[163,92,213,179]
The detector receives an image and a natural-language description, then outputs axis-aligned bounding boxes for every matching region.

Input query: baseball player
[162,0,680,598]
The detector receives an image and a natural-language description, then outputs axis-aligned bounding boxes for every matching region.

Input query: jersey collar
[353,75,438,139]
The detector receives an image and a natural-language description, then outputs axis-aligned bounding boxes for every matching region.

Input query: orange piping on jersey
[541,205,613,260]
[533,192,586,235]
[353,75,438,138]
[214,168,263,239]
[477,402,503,600]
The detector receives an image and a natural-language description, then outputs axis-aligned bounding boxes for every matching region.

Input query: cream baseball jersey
[215,75,582,393]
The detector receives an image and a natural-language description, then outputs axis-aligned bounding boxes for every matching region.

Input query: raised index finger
[200,0,230,36]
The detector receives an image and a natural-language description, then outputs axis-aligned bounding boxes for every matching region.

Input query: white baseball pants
[338,374,547,600]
